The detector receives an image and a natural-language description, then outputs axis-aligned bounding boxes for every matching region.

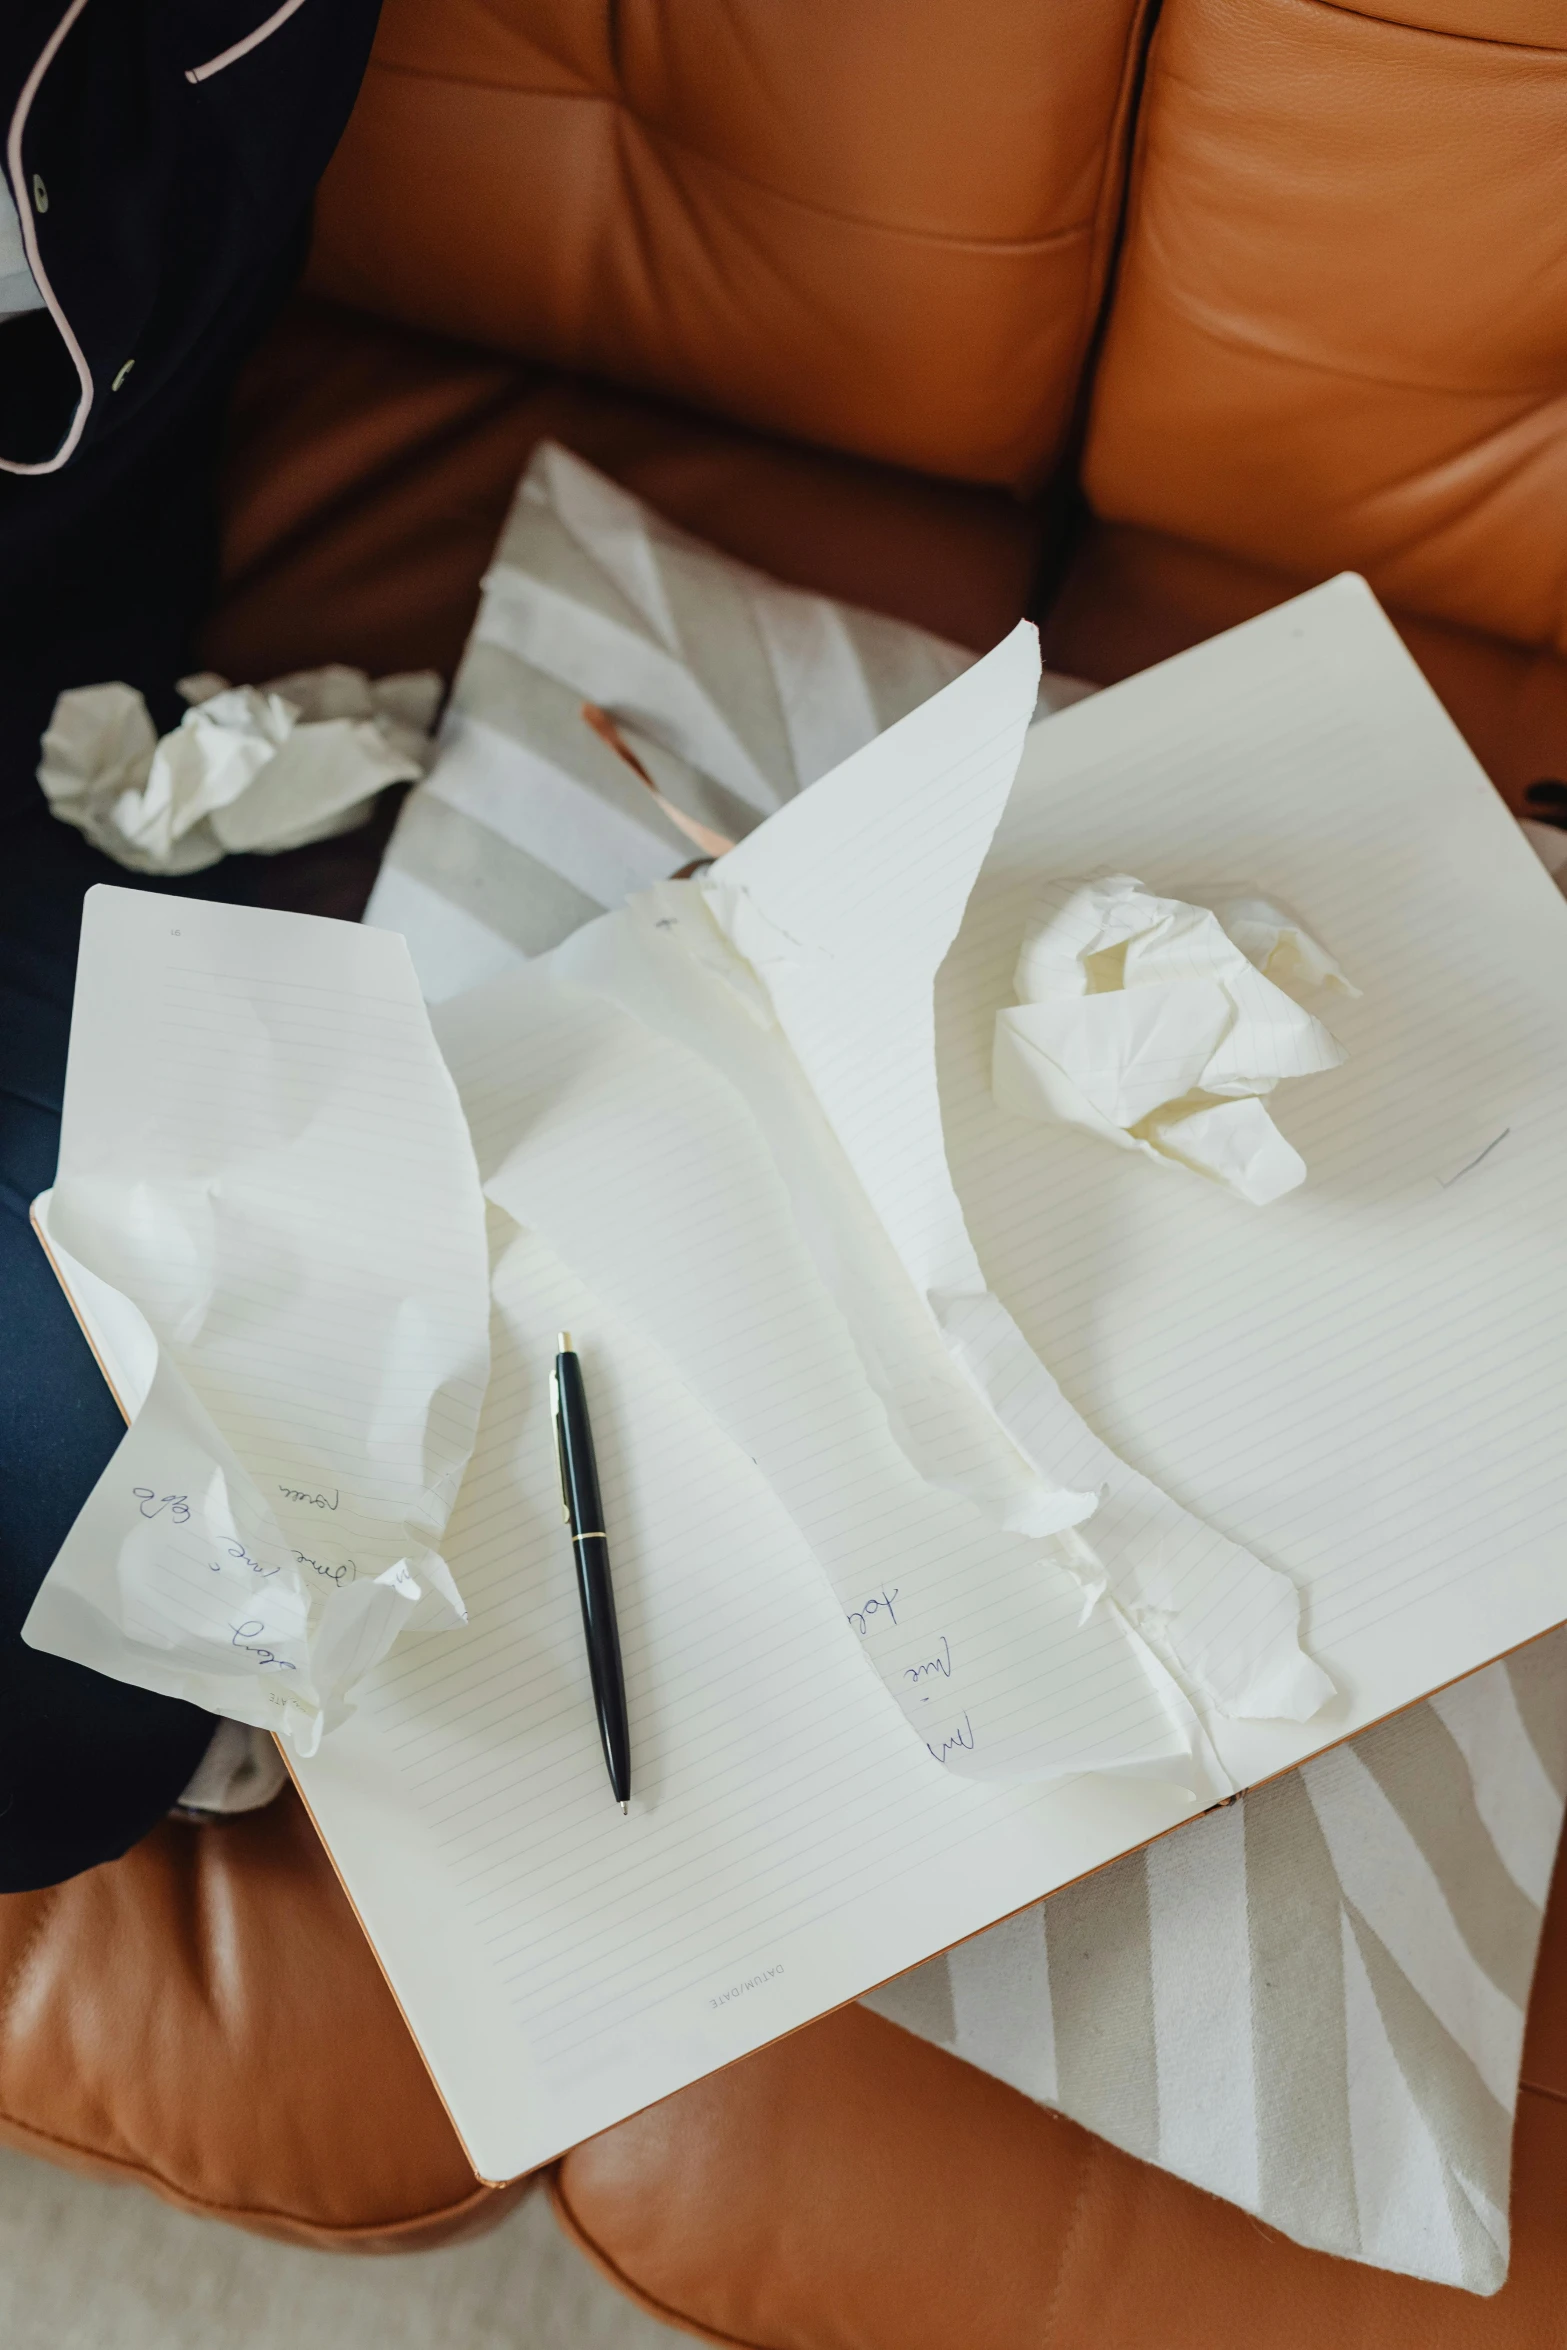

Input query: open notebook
[32,577,1567,2182]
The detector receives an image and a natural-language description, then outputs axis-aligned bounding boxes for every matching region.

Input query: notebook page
[290,1212,1199,2183]
[39,582,1564,2184]
[692,624,1328,1722]
[941,574,1567,1785]
[25,889,491,1749]
[439,956,1205,1790]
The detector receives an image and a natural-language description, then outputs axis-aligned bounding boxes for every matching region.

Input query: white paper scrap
[681,630,1328,1721]
[994,875,1351,1205]
[24,888,491,1752]
[695,624,1101,1540]
[439,953,1212,1795]
[465,625,1328,1733]
[38,665,440,875]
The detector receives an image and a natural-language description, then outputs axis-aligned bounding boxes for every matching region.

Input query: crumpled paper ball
[38,664,443,875]
[992,874,1356,1206]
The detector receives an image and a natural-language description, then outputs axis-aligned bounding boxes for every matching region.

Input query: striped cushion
[364,440,1088,1000]
[868,1632,1567,2293]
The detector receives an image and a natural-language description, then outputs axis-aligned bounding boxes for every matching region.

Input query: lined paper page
[440,955,1200,1789]
[292,1214,1198,2182]
[941,576,1567,1784]
[697,624,1328,1721]
[26,889,490,1747]
[112,575,1567,2183]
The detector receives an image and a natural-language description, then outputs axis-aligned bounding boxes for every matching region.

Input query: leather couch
[6,1,1567,2340]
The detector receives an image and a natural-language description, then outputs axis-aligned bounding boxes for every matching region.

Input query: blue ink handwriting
[847,1586,899,1636]
[230,1620,296,1672]
[903,1636,952,1700]
[292,1547,357,1588]
[208,1539,277,1579]
[133,1488,189,1524]
[279,1483,339,1512]
[926,1711,975,1766]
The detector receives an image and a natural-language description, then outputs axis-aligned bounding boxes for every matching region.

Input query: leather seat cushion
[206,295,1049,690]
[1043,523,1567,818]
[0,1789,527,2252]
[553,1840,1567,2349]
[214,313,1562,838]
[306,0,1153,491]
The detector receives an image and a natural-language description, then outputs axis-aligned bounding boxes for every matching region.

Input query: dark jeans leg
[0,442,274,1890]
[0,1187,216,1888]
[0,818,253,1890]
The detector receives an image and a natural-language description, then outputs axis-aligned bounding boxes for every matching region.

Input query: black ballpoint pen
[551,1333,633,1814]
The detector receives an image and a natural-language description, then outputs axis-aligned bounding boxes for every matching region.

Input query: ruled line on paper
[30,889,491,1743]
[940,592,1567,1686]
[289,582,1567,2179]
[325,1196,1182,2071]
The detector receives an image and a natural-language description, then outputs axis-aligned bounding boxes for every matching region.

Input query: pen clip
[550,1367,571,1527]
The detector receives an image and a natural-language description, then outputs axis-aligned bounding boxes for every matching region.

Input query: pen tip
[557,1330,572,1353]
[620,1800,630,1816]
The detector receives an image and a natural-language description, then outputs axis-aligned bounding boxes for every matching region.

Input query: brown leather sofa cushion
[305,0,1152,490]
[553,1841,1567,2348]
[206,302,1567,845]
[0,1791,525,2252]
[204,296,1049,692]
[1081,0,1567,658]
[1043,523,1567,817]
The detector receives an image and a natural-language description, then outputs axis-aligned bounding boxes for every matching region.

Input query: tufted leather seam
[1073,0,1164,378]
[1520,2078,1567,2108]
[1116,279,1567,409]
[356,57,1098,257]
[367,53,604,100]
[1039,2135,1100,2350]
[1029,0,1165,551]
[1081,303,1567,648]
[1304,0,1567,57]
[0,2105,519,2242]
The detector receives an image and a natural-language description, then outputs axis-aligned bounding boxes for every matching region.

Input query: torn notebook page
[992,875,1352,1206]
[697,624,1096,1539]
[451,625,1327,1745]
[688,628,1331,1723]
[24,888,490,1753]
[438,958,1211,1795]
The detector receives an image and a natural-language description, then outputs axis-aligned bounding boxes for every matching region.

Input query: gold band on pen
[571,1530,608,1542]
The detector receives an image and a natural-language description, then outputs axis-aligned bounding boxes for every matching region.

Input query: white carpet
[0,2146,686,2350]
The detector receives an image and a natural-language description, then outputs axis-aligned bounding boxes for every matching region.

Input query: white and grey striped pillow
[867,1630,1567,2293]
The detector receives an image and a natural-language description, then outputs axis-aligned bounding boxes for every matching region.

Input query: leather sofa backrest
[1082,0,1567,656]
[307,0,1152,492]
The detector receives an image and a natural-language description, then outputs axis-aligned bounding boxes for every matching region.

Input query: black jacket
[0,0,381,643]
